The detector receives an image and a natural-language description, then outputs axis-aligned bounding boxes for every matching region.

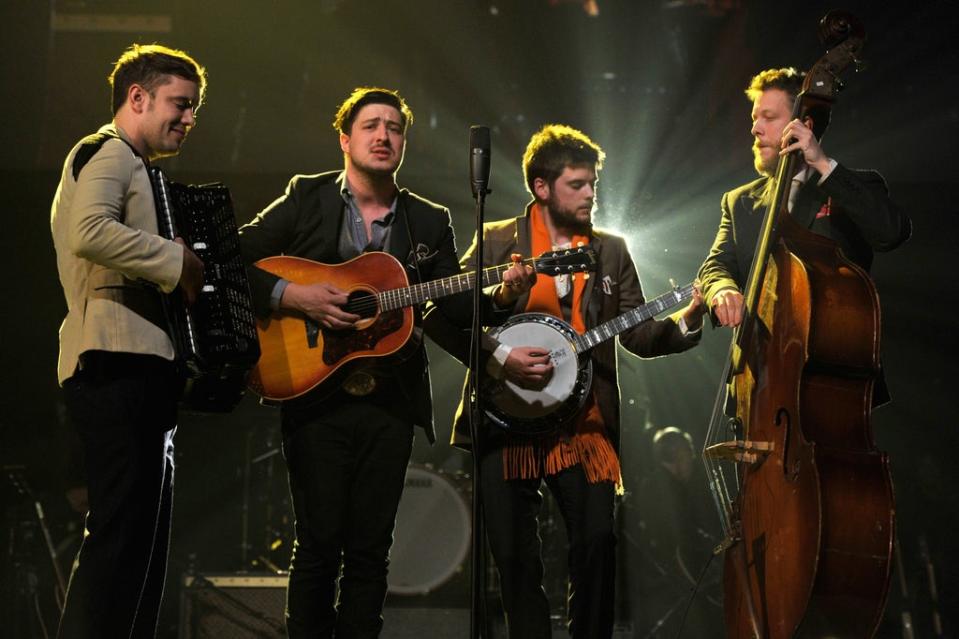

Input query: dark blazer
[238,170,476,443]
[424,203,700,452]
[698,164,912,406]
[699,164,911,305]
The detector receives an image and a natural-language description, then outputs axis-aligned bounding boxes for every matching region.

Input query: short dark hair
[333,87,413,135]
[109,43,207,115]
[522,124,605,196]
[745,67,804,103]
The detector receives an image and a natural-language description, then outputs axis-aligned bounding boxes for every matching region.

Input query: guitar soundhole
[346,290,378,319]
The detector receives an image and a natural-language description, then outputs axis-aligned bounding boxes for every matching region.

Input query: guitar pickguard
[321,309,405,365]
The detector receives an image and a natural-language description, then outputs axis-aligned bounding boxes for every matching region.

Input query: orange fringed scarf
[502,204,622,491]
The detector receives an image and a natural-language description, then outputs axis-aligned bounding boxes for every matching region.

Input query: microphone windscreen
[469,125,491,198]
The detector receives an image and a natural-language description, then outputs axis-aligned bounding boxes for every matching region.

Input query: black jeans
[282,397,414,638]
[57,352,181,639]
[480,446,617,639]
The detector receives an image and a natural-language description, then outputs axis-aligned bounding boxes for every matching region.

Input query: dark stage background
[1,1,956,637]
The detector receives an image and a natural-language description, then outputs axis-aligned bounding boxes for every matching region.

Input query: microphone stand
[469,181,489,639]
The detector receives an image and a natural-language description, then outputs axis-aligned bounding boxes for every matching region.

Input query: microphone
[469,125,491,199]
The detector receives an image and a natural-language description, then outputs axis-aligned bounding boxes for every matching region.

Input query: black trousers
[57,351,181,639]
[480,445,617,639]
[281,395,414,639]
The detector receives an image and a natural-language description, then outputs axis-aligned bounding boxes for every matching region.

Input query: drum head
[387,466,470,595]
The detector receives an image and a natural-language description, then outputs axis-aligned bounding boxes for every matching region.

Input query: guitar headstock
[533,246,598,275]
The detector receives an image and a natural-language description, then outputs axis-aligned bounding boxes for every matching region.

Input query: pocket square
[815,197,832,219]
[407,242,438,269]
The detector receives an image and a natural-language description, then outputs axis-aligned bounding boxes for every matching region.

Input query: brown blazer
[424,203,700,452]
[51,124,184,384]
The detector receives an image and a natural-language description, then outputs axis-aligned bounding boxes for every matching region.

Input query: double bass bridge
[705,439,775,465]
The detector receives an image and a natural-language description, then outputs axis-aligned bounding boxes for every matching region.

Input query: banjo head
[485,313,592,436]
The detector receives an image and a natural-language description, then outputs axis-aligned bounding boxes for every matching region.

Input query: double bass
[702,12,895,638]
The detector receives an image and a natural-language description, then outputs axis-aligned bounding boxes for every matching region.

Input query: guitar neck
[378,259,536,311]
[572,284,695,353]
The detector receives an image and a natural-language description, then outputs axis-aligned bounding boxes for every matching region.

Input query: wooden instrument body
[248,252,412,401]
[724,214,895,638]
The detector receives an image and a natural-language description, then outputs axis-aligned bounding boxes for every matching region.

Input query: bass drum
[387,465,471,595]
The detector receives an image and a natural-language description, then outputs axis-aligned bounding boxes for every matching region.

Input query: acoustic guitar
[248,247,597,400]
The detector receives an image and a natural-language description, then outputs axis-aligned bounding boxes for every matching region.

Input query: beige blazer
[50,124,184,384]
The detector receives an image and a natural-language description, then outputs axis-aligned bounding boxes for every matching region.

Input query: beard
[545,193,593,235]
[752,142,777,177]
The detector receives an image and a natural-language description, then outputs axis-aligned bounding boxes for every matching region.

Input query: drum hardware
[2,465,70,638]
[239,423,290,571]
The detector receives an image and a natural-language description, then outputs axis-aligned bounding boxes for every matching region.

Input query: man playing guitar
[238,87,531,638]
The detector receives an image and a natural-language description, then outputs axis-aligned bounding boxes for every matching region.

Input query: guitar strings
[339,257,545,315]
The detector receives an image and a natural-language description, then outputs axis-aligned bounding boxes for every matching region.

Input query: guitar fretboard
[572,284,695,353]
[377,256,585,311]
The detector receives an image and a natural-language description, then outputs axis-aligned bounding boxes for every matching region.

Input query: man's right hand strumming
[282,282,361,329]
[503,346,553,390]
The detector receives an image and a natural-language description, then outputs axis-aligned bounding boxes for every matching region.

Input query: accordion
[148,167,260,412]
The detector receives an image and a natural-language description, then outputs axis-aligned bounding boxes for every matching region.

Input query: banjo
[485,281,695,435]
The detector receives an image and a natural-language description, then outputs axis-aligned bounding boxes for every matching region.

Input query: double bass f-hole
[774,407,799,481]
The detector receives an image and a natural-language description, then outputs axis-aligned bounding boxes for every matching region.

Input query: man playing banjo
[425,124,704,638]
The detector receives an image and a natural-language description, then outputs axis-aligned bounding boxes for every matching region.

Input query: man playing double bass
[699,67,911,399]
[698,64,912,637]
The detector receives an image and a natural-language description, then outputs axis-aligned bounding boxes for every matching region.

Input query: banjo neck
[572,282,695,354]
